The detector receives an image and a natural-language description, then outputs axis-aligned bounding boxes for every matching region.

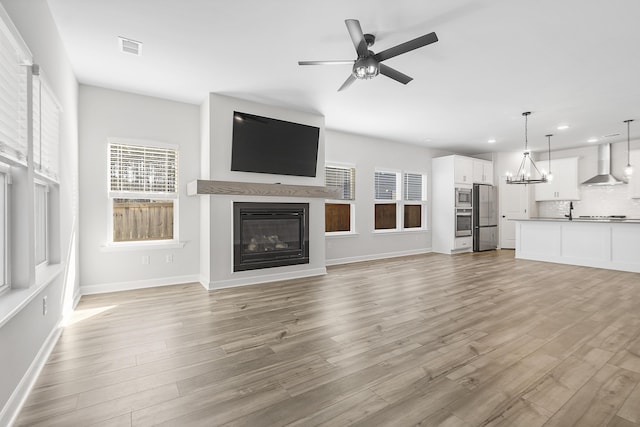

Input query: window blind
[109,142,178,195]
[0,11,30,163]
[374,171,398,200]
[404,173,424,201]
[325,166,355,200]
[37,79,60,179]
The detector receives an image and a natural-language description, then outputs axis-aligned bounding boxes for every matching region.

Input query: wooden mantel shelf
[187,180,341,199]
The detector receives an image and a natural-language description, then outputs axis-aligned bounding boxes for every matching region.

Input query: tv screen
[231,111,320,177]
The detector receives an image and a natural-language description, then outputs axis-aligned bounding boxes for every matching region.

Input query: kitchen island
[513,218,640,273]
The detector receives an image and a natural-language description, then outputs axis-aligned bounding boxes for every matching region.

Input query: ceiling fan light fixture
[352,56,379,79]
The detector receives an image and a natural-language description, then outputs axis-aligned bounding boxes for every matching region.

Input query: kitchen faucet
[564,201,574,220]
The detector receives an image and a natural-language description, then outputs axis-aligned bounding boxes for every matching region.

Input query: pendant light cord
[522,111,531,153]
[546,134,553,174]
[627,120,632,166]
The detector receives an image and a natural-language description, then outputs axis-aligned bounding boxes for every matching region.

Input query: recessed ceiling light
[587,137,599,143]
[557,125,569,130]
[488,139,496,144]
[118,36,142,56]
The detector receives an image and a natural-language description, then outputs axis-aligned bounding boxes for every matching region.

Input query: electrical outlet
[142,255,150,265]
[165,254,173,263]
[42,296,47,316]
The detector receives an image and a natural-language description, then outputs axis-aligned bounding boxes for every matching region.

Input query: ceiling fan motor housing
[364,33,375,47]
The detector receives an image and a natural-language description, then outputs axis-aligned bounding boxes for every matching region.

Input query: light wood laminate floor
[16,250,640,426]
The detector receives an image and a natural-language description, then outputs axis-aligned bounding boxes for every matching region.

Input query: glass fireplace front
[233,202,309,272]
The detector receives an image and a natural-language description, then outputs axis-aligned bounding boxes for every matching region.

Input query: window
[325,165,355,233]
[374,170,427,231]
[0,13,29,164]
[108,141,178,243]
[403,172,427,229]
[34,181,48,265]
[33,72,60,180]
[374,170,400,230]
[0,164,8,293]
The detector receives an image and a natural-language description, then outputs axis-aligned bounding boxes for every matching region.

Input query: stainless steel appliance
[473,184,498,251]
[455,208,472,237]
[455,187,472,208]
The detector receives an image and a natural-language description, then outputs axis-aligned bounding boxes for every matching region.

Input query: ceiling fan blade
[337,74,356,91]
[298,60,355,66]
[379,64,413,85]
[345,19,369,57]
[374,32,438,62]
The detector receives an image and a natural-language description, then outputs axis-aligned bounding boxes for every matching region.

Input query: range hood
[581,143,625,186]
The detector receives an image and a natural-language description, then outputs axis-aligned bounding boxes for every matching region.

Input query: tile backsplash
[537,185,640,219]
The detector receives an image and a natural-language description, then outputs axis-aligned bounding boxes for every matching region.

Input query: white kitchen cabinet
[454,156,473,184]
[473,159,493,185]
[534,157,580,201]
[629,150,640,198]
[454,236,472,250]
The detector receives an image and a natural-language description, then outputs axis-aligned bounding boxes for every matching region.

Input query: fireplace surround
[233,202,309,272]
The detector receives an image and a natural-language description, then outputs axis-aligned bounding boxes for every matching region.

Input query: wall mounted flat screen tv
[231,111,320,177]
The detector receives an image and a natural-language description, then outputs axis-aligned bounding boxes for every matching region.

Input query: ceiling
[46,0,640,155]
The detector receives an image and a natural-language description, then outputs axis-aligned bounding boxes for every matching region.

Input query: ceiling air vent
[118,36,142,56]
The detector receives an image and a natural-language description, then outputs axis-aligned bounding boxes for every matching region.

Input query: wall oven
[455,187,472,208]
[455,208,473,237]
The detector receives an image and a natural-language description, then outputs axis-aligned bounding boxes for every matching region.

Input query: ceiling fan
[298,19,438,91]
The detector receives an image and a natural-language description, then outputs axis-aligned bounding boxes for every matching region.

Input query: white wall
[0,0,78,423]
[324,129,434,264]
[78,85,201,293]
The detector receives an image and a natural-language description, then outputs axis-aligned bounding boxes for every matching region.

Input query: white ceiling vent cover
[118,36,142,56]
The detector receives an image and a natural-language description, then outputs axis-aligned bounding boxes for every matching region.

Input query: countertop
[513,217,640,224]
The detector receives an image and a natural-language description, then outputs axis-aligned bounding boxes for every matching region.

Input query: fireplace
[233,202,309,272]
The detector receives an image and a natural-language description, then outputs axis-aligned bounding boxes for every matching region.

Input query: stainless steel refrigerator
[473,184,498,251]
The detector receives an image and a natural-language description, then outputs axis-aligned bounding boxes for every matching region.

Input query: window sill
[100,241,187,252]
[325,231,360,238]
[372,228,429,235]
[0,263,63,329]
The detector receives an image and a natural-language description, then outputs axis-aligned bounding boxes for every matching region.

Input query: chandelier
[506,112,550,184]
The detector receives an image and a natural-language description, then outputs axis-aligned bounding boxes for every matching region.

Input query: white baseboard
[197,274,210,291]
[325,248,432,266]
[0,323,62,427]
[72,289,81,308]
[207,267,327,290]
[80,274,201,295]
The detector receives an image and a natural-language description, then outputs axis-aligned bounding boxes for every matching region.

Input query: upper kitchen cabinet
[630,150,640,198]
[454,156,473,184]
[473,159,493,185]
[534,157,580,201]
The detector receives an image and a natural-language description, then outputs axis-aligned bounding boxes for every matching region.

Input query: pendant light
[506,112,549,184]
[624,119,634,178]
[545,134,554,182]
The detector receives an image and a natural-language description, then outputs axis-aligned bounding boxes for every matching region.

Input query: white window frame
[107,138,179,246]
[0,162,10,294]
[402,171,428,231]
[325,164,356,235]
[374,169,401,232]
[34,178,48,268]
